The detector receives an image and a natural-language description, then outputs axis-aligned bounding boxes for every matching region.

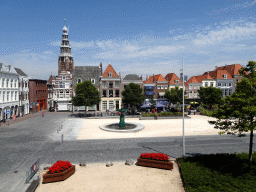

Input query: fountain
[99,108,144,132]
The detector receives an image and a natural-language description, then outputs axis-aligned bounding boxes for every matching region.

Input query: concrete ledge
[139,116,191,120]
[100,122,144,133]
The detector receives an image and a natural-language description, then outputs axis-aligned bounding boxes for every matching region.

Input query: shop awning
[158,92,165,96]
[144,86,155,89]
[145,91,155,95]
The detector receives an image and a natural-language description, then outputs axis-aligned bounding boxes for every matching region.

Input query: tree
[208,61,256,168]
[72,80,101,114]
[149,95,156,110]
[198,86,223,110]
[164,86,185,104]
[121,83,145,109]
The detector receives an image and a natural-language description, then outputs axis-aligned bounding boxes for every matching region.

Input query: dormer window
[91,79,95,84]
[175,80,179,85]
[224,74,227,79]
[62,76,66,80]
[108,73,112,77]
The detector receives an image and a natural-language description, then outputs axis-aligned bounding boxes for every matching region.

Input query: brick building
[29,79,47,113]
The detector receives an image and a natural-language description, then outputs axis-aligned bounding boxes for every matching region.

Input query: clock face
[65,48,68,52]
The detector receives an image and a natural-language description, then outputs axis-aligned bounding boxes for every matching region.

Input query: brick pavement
[0,110,49,128]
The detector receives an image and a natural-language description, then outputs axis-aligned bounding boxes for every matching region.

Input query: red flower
[47,160,72,174]
[140,153,169,161]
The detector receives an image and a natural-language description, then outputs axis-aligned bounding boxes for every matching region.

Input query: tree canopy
[198,86,223,109]
[121,83,145,109]
[164,86,184,104]
[72,80,101,112]
[208,61,256,167]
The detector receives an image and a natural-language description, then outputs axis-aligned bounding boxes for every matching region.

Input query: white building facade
[0,63,19,121]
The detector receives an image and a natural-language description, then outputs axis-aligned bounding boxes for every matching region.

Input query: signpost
[26,159,39,183]
[6,111,10,114]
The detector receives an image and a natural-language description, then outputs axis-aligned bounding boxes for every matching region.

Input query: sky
[1,0,256,80]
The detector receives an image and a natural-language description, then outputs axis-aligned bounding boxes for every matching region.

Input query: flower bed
[43,161,75,184]
[137,153,173,170]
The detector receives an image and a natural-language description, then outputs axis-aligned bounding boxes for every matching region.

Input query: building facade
[52,71,73,111]
[72,64,102,111]
[0,63,19,121]
[15,68,29,116]
[28,79,47,112]
[100,63,122,111]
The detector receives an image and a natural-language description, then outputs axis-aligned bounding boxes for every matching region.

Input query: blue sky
[1,0,256,80]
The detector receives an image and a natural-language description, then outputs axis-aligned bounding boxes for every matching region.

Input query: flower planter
[42,165,75,184]
[137,157,173,170]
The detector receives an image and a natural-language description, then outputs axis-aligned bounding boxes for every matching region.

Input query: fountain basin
[100,122,144,133]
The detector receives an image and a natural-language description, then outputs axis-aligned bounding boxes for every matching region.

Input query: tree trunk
[249,128,253,168]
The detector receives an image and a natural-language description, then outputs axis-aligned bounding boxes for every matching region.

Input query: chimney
[100,62,102,75]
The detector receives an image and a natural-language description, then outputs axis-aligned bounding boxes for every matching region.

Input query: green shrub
[177,152,256,191]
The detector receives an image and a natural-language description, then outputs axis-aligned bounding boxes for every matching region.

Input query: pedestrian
[42,112,44,118]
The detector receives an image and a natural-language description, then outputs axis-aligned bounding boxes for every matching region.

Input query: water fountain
[99,108,144,132]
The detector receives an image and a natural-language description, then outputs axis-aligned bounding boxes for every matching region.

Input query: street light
[180,58,185,157]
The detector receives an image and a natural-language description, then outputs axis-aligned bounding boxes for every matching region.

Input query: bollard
[61,134,63,143]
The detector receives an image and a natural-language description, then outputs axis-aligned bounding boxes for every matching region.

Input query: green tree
[121,83,145,109]
[198,86,223,110]
[164,86,185,104]
[72,80,101,114]
[208,61,256,168]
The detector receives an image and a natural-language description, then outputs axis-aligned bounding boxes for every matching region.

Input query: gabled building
[0,63,19,121]
[72,64,102,111]
[47,74,56,110]
[165,73,183,90]
[100,63,121,111]
[14,68,29,116]
[143,74,168,100]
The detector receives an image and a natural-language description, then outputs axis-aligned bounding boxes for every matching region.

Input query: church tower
[58,22,74,75]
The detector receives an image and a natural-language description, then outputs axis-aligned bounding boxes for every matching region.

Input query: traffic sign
[12,115,16,120]
[6,111,10,114]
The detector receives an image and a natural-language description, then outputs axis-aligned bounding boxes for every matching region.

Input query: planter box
[42,165,75,184]
[137,157,173,170]
[140,116,190,120]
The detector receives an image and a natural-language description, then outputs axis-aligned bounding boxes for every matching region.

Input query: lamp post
[181,58,185,157]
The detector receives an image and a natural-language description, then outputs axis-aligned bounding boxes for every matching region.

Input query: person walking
[42,112,44,119]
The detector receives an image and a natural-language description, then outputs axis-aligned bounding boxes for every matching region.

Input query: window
[115,81,119,88]
[2,78,4,88]
[210,82,214,87]
[102,101,107,110]
[109,90,113,97]
[14,80,16,88]
[109,81,113,88]
[157,86,161,89]
[115,90,119,97]
[59,82,63,88]
[175,80,179,85]
[62,76,66,80]
[6,79,9,88]
[10,80,13,88]
[224,74,227,79]
[218,83,221,87]
[189,91,192,98]
[223,83,227,87]
[194,91,197,98]
[189,85,193,90]
[59,91,63,98]
[7,91,9,101]
[108,73,112,77]
[15,91,17,100]
[77,78,82,83]
[3,91,5,102]
[229,83,232,87]
[65,82,69,89]
[91,79,95,84]
[0,92,1,102]
[109,100,114,110]
[229,89,232,95]
[205,82,208,87]
[115,100,119,109]
[194,85,197,89]
[102,90,107,97]
[65,91,69,98]
[224,89,228,96]
[102,81,107,88]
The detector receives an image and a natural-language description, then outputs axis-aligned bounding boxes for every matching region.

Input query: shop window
[103,101,107,110]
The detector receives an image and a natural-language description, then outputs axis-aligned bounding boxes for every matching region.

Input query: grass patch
[176,152,256,192]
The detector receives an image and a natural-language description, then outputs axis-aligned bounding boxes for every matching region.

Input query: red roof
[143,74,167,83]
[102,63,119,78]
[165,73,183,85]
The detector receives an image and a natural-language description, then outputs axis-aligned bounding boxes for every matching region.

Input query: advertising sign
[26,160,39,183]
